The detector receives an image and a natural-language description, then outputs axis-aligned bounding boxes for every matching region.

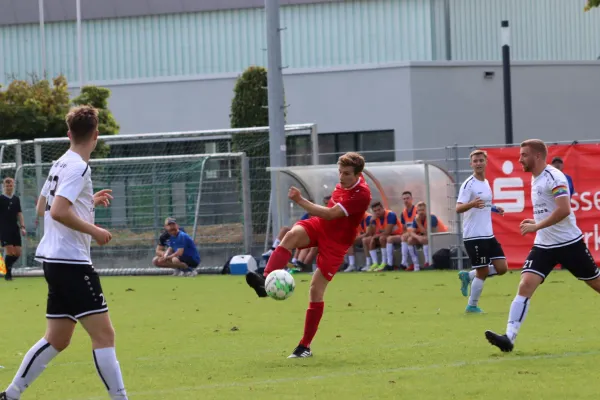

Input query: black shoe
[287,345,312,358]
[485,330,514,352]
[245,272,267,298]
[4,271,12,281]
[1,392,9,400]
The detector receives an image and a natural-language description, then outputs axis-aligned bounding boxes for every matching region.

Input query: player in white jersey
[1,106,128,400]
[485,139,600,353]
[456,150,508,313]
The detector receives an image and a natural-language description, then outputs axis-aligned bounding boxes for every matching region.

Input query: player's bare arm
[520,196,570,235]
[288,187,346,220]
[166,248,184,259]
[36,195,47,217]
[18,212,26,235]
[50,196,112,245]
[456,197,485,214]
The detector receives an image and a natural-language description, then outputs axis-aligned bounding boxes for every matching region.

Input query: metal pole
[501,20,513,145]
[453,144,463,270]
[265,0,287,236]
[34,143,44,239]
[443,0,452,60]
[264,191,273,253]
[241,154,253,254]
[191,157,210,242]
[424,163,432,265]
[76,0,84,90]
[15,143,26,267]
[39,0,46,77]
[152,163,159,244]
[310,124,319,165]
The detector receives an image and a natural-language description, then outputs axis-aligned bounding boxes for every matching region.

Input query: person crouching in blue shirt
[154,217,201,277]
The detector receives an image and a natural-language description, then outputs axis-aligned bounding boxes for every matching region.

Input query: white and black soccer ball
[265,269,295,300]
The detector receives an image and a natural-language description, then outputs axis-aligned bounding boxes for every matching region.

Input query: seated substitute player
[406,201,448,271]
[456,149,508,313]
[245,152,371,358]
[1,106,128,400]
[398,191,418,269]
[485,139,600,353]
[0,177,26,281]
[343,211,372,272]
[154,217,200,276]
[364,201,402,272]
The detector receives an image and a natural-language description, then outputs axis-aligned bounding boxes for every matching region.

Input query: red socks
[300,302,324,348]
[263,246,292,277]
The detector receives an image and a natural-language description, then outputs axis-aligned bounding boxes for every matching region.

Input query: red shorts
[296,218,349,281]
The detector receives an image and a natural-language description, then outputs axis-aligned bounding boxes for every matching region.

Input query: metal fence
[3,135,594,273]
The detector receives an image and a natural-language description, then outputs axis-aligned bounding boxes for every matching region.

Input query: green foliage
[230,66,269,129]
[584,0,600,11]
[230,66,284,234]
[0,75,120,161]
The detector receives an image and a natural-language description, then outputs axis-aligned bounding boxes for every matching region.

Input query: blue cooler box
[229,255,258,275]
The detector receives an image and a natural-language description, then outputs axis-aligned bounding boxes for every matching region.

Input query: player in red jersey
[245,152,372,358]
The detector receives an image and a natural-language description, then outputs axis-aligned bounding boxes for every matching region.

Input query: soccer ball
[265,270,295,300]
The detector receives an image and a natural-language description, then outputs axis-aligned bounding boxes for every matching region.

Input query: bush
[230,66,285,234]
[0,75,119,162]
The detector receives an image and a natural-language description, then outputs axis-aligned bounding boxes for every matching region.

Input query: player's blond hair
[338,152,365,175]
[520,139,548,159]
[3,177,14,184]
[416,201,427,209]
[66,105,99,144]
[469,149,488,160]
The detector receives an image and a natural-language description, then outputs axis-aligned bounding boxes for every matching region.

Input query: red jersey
[322,177,372,247]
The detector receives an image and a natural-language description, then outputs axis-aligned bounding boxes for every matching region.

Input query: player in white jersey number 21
[1,106,128,400]
[456,149,508,313]
[485,139,600,353]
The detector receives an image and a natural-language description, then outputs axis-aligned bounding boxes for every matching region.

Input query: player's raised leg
[246,224,311,297]
[80,313,128,399]
[2,319,74,399]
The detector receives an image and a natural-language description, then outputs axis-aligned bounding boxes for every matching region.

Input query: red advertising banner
[483,144,600,269]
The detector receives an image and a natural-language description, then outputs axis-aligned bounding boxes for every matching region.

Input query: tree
[584,0,600,11]
[230,66,285,235]
[0,75,119,162]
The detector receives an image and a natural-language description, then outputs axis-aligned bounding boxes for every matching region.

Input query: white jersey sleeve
[40,178,52,197]
[55,164,88,204]
[457,178,473,204]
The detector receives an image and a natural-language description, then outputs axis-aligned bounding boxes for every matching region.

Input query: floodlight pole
[265,0,288,237]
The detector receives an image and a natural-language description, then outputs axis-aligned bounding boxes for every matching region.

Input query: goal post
[13,152,251,276]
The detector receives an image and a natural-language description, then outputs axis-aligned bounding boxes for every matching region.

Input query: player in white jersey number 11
[485,139,600,353]
[1,106,128,400]
[456,149,508,314]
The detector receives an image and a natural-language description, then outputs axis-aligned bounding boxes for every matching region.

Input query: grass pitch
[1,270,599,399]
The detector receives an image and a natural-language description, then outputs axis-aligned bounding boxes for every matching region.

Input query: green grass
[1,270,599,399]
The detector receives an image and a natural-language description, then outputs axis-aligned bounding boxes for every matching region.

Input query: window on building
[317,130,395,164]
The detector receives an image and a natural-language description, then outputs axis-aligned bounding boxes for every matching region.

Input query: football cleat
[288,345,313,358]
[485,330,514,352]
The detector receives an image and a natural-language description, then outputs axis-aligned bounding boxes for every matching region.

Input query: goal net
[14,153,251,276]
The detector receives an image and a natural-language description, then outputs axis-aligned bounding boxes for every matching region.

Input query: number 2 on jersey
[45,175,59,211]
